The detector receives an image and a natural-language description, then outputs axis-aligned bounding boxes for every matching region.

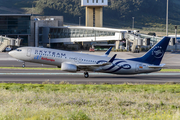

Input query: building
[30,16,63,47]
[81,0,108,27]
[38,26,127,49]
[0,14,31,46]
[0,14,127,50]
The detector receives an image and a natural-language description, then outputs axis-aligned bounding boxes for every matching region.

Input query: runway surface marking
[0,73,179,75]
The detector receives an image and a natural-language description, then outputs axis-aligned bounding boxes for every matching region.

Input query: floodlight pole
[175,25,177,51]
[132,17,134,30]
[166,0,169,36]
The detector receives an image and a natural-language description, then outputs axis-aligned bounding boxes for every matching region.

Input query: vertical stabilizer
[129,37,170,65]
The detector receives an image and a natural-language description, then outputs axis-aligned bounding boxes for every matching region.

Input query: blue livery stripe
[104,61,126,71]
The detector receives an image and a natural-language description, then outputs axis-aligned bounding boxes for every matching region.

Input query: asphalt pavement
[0,69,179,84]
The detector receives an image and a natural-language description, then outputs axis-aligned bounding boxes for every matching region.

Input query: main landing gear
[22,62,25,68]
[84,71,89,78]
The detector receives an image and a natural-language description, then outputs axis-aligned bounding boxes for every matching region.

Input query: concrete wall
[86,7,103,27]
[86,7,94,27]
[42,27,50,47]
[30,16,63,46]
[95,7,102,27]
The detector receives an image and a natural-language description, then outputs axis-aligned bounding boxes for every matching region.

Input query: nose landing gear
[84,71,89,78]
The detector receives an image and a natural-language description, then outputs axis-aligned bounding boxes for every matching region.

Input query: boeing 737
[9,37,170,78]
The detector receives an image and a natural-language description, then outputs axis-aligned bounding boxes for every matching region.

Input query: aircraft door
[27,48,32,57]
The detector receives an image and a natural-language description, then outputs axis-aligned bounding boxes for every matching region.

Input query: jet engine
[61,62,77,72]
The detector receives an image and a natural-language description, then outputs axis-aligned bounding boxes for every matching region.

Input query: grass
[0,83,180,119]
[161,69,180,72]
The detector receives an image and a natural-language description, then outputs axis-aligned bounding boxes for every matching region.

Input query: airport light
[132,17,135,30]
[166,0,169,36]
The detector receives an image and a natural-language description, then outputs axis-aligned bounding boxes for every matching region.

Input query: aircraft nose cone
[8,51,14,57]
[8,51,11,55]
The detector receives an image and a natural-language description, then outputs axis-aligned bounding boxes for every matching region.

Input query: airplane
[8,37,170,78]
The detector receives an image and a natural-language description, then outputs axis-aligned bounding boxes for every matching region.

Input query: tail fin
[129,37,170,65]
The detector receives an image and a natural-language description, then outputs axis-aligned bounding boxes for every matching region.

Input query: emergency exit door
[27,48,31,57]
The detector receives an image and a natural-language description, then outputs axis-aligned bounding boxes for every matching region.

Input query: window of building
[0,16,30,35]
[87,0,89,3]
[102,0,104,3]
[93,0,94,3]
[96,0,98,3]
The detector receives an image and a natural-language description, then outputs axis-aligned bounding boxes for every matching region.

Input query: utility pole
[166,0,169,36]
[132,17,134,30]
[175,25,177,51]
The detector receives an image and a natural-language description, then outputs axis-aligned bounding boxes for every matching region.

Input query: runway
[0,69,180,84]
[0,60,56,68]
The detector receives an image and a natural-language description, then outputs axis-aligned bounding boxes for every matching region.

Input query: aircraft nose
[8,51,14,57]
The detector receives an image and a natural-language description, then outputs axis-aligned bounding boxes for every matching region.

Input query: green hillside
[0,0,180,32]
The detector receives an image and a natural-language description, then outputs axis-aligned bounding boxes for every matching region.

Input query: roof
[41,26,128,32]
[0,14,31,16]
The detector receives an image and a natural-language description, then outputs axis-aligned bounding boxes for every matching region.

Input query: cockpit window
[16,49,22,52]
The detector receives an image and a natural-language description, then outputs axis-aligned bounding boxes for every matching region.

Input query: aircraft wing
[76,54,117,68]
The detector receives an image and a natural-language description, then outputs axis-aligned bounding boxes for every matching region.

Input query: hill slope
[0,0,180,32]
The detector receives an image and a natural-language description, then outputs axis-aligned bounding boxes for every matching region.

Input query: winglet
[102,47,113,57]
[109,54,117,63]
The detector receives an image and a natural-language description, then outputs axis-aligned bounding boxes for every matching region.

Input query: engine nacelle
[61,62,77,72]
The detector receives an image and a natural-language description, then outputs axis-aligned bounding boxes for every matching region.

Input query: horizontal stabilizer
[148,64,166,68]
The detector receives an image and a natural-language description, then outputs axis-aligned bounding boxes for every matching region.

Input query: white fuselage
[9,47,161,74]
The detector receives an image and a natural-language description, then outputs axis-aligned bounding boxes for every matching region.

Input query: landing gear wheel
[84,72,89,78]
[22,62,25,68]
